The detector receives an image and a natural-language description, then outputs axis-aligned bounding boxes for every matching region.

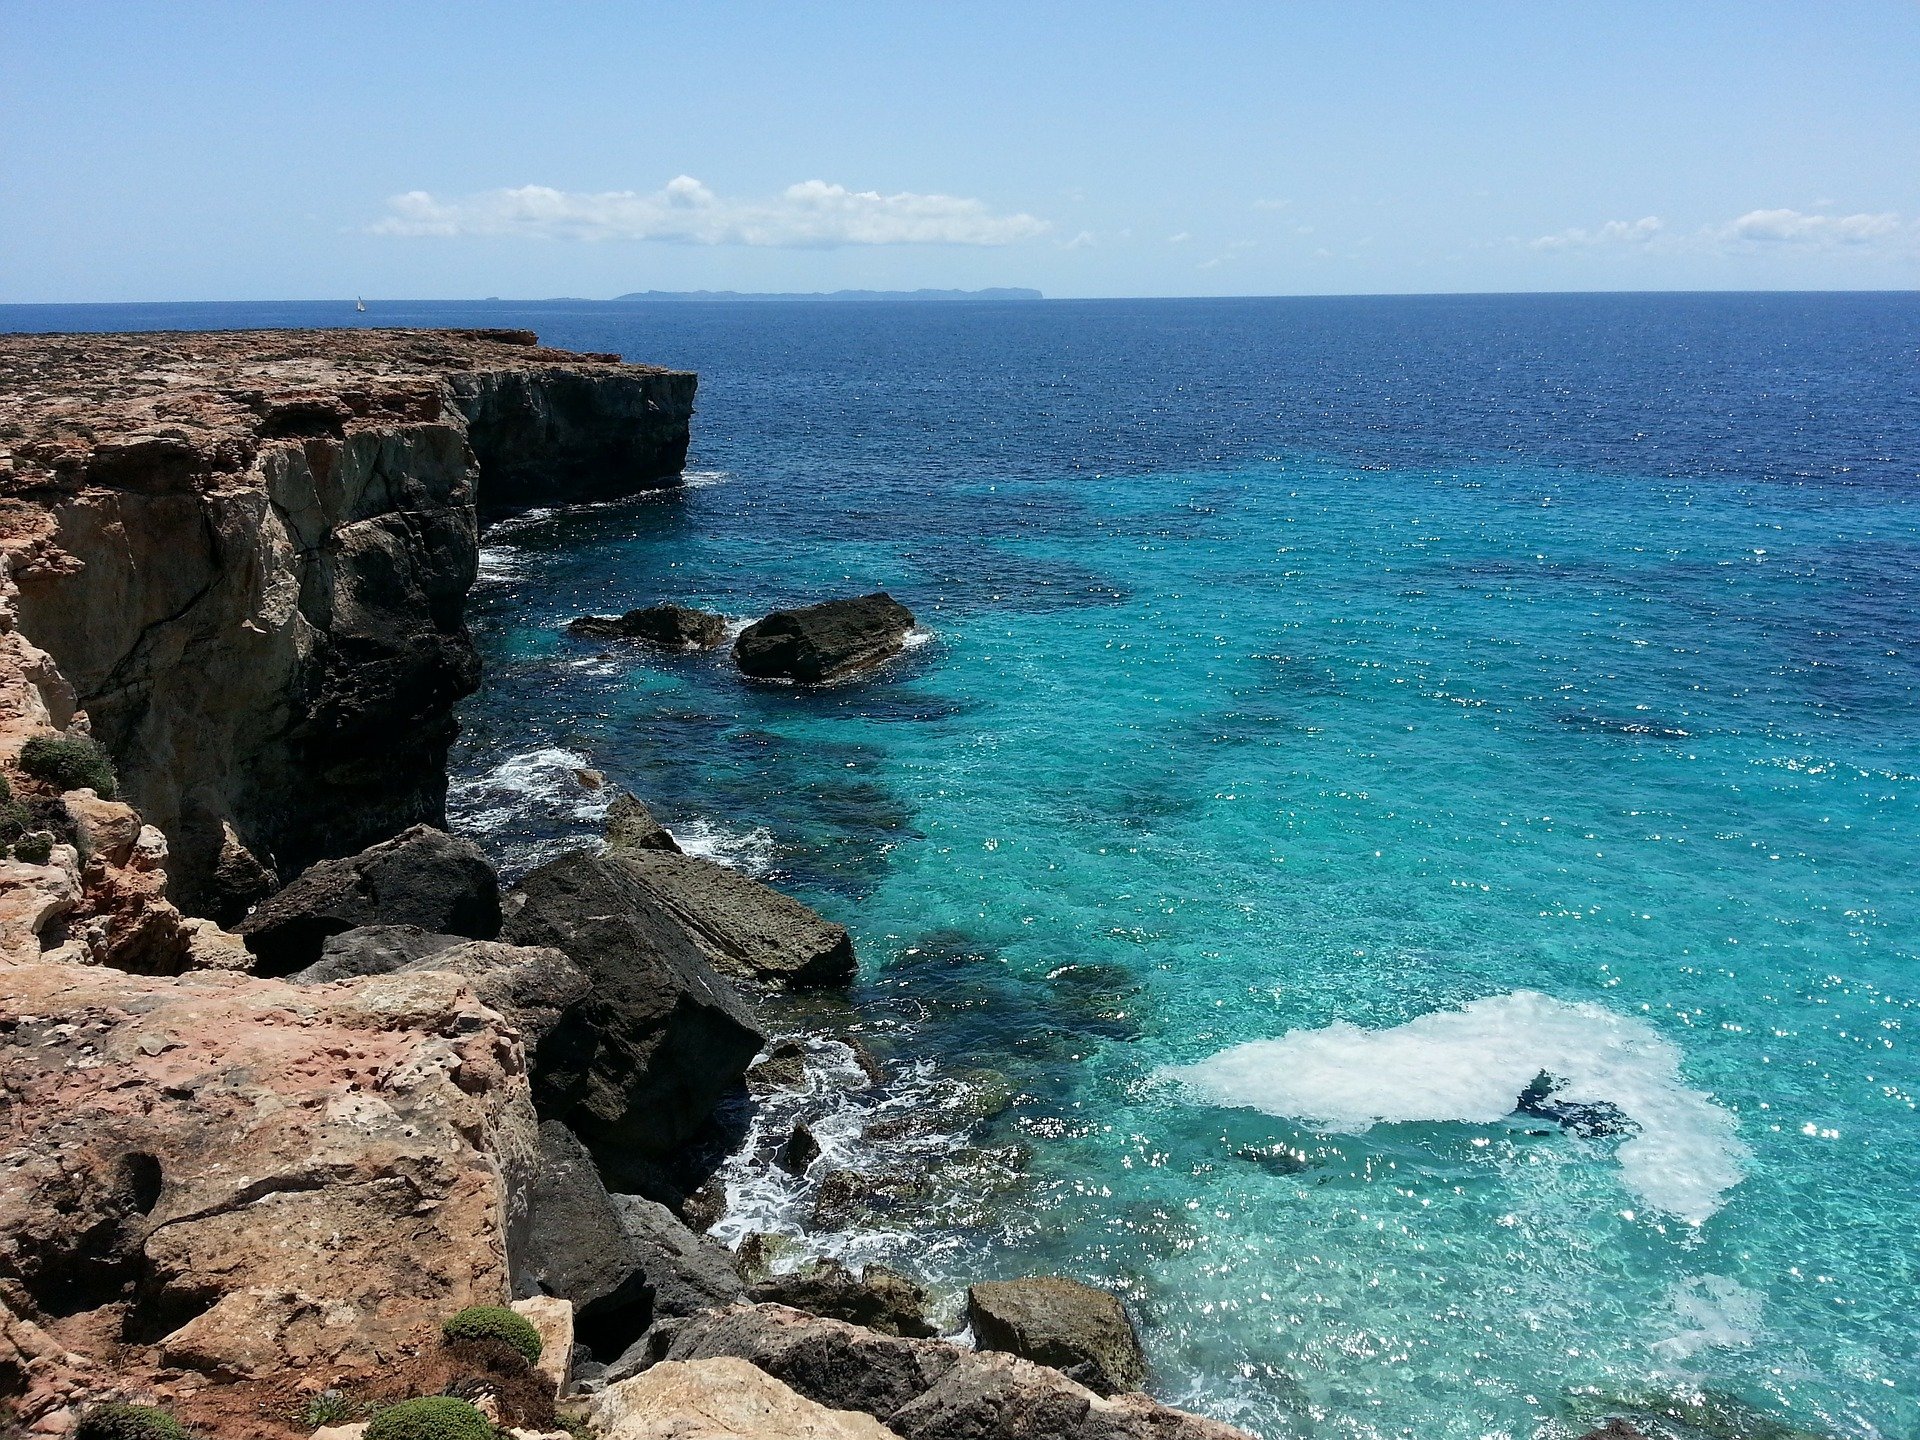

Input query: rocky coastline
[0,330,1260,1440]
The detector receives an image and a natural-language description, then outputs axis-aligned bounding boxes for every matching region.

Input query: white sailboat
[355,296,366,312]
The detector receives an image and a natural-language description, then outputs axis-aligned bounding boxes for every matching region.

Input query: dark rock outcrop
[1516,1071,1638,1139]
[520,1121,655,1358]
[609,1194,746,1322]
[608,847,857,988]
[603,792,682,854]
[235,824,500,974]
[749,1259,937,1339]
[1,329,694,914]
[293,921,464,982]
[642,1304,1250,1440]
[734,593,916,684]
[500,850,764,1181]
[966,1277,1147,1395]
[569,604,729,649]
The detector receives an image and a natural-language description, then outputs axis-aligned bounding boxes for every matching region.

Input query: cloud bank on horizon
[371,177,1051,248]
[1531,208,1909,254]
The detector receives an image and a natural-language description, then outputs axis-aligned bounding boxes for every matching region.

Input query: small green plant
[364,1395,494,1440]
[18,734,117,798]
[441,1304,542,1365]
[12,831,53,865]
[75,1404,190,1440]
[302,1389,356,1427]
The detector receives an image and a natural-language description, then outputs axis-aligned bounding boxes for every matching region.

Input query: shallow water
[13,293,1917,1440]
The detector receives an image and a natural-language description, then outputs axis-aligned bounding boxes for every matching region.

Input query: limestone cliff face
[0,329,694,921]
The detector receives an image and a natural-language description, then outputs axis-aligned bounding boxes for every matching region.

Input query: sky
[2,1,1916,302]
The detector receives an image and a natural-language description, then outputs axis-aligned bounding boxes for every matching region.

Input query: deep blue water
[8,294,1918,1440]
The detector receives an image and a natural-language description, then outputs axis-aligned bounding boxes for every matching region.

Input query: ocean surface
[9,293,1918,1440]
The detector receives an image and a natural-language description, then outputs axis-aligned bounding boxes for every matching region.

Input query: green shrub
[302,1389,356,1427]
[12,832,53,866]
[75,1404,190,1440]
[0,799,30,844]
[441,1304,542,1365]
[364,1396,494,1440]
[0,772,10,802]
[18,734,116,798]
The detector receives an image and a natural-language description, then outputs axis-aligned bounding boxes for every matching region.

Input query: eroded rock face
[749,1260,936,1339]
[608,848,857,989]
[734,594,916,684]
[0,962,536,1419]
[965,1277,1147,1395]
[589,1356,904,1440]
[604,793,683,855]
[0,329,694,914]
[500,850,764,1182]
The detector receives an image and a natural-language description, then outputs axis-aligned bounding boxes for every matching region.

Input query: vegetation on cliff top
[442,1304,543,1364]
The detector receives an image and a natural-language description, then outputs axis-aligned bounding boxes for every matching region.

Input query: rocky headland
[0,330,1264,1440]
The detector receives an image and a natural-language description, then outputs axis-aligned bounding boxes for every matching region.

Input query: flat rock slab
[590,1356,903,1439]
[570,604,729,649]
[734,594,915,684]
[610,848,856,989]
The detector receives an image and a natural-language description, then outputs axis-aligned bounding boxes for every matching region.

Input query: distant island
[612,287,1043,303]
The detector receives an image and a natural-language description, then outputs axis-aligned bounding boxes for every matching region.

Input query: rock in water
[1515,1070,1639,1139]
[604,792,683,854]
[965,1277,1147,1395]
[734,593,916,684]
[608,848,856,988]
[500,850,764,1179]
[235,824,501,974]
[569,604,730,649]
[0,962,537,1390]
[750,1259,938,1339]
[587,1356,903,1440]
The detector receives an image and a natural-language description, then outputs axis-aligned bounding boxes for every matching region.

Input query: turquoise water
[12,295,1916,1440]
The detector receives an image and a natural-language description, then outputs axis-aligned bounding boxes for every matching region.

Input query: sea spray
[1163,990,1748,1223]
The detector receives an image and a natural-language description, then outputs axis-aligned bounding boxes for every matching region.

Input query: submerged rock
[235,824,501,974]
[570,603,730,650]
[609,847,857,989]
[734,593,916,684]
[965,1277,1147,1395]
[749,1259,937,1339]
[501,850,764,1178]
[1516,1071,1639,1139]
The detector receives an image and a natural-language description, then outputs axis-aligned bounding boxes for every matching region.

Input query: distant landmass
[612,287,1043,303]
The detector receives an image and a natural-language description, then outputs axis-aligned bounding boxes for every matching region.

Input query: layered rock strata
[0,329,694,916]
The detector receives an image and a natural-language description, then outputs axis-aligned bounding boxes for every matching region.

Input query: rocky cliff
[0,329,694,920]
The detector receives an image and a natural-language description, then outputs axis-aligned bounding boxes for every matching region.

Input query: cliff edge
[0,329,694,920]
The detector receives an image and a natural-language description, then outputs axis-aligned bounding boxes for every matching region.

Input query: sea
[6,292,1916,1440]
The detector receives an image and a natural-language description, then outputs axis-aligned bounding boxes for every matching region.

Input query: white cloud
[370,176,1050,247]
[1168,231,1192,244]
[1253,198,1290,211]
[1725,208,1900,244]
[1531,216,1663,250]
[1061,230,1097,250]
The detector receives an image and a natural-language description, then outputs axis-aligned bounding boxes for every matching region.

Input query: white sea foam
[681,469,732,489]
[1650,1275,1764,1361]
[671,816,778,876]
[448,746,613,826]
[1163,989,1748,1224]
[475,545,528,583]
[901,626,935,651]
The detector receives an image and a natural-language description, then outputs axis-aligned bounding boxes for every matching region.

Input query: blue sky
[3,1,1916,301]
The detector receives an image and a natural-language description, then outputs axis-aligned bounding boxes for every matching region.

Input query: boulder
[605,792,682,854]
[780,1120,822,1175]
[610,1194,746,1322]
[519,1120,655,1356]
[511,1295,575,1397]
[965,1278,1146,1395]
[734,594,916,684]
[610,848,856,989]
[587,1356,902,1440]
[570,604,730,650]
[235,824,501,974]
[747,1038,809,1091]
[294,922,464,982]
[749,1260,937,1339]
[0,962,537,1395]
[644,1306,1250,1440]
[500,850,764,1181]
